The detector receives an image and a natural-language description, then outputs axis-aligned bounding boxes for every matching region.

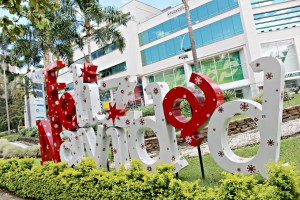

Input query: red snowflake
[218,107,224,113]
[75,136,79,140]
[97,111,101,115]
[247,165,256,173]
[102,82,106,88]
[121,89,124,94]
[79,63,98,83]
[125,119,130,125]
[141,143,145,149]
[153,88,159,95]
[113,148,117,154]
[128,91,132,96]
[171,156,176,162]
[83,99,87,103]
[125,77,128,81]
[83,86,86,90]
[75,80,78,85]
[102,148,106,151]
[139,118,145,125]
[254,117,258,122]
[265,72,273,80]
[267,139,275,146]
[147,166,152,171]
[256,63,260,67]
[218,151,224,157]
[240,103,249,111]
[106,103,126,125]
[237,168,241,172]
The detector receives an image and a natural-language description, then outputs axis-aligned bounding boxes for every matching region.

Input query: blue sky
[0,0,182,23]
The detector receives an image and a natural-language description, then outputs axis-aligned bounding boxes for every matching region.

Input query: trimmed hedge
[0,158,299,200]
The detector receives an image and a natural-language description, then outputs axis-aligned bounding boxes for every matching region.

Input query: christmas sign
[37,57,285,178]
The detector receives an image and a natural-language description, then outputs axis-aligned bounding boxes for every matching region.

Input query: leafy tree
[0,0,59,40]
[64,0,129,62]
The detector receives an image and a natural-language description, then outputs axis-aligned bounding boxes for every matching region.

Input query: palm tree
[64,0,129,62]
[182,0,200,73]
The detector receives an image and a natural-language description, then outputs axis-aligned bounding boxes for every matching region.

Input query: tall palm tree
[64,0,129,62]
[182,0,200,73]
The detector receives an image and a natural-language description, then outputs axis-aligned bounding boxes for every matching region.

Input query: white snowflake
[195,76,202,84]
[185,136,192,144]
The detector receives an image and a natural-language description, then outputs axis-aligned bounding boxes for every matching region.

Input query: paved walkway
[0,189,23,200]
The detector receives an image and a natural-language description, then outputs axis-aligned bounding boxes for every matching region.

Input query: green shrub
[2,134,20,142]
[18,127,38,138]
[0,139,40,158]
[0,131,10,137]
[266,162,300,200]
[0,158,299,200]
[284,88,293,101]
[129,105,155,117]
[252,93,263,104]
[223,90,238,102]
[180,100,192,118]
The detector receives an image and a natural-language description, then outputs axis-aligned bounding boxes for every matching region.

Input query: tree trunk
[182,0,200,73]
[43,48,52,66]
[85,18,92,63]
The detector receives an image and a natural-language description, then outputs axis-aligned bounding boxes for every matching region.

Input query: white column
[293,36,300,70]
[238,0,262,96]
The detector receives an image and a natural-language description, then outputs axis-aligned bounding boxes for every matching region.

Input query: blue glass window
[141,14,243,66]
[254,6,300,33]
[251,0,293,8]
[99,62,127,78]
[138,0,239,46]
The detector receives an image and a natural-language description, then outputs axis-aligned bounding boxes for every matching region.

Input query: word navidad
[37,57,285,178]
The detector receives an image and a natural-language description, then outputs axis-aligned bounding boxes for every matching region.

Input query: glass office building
[59,0,300,106]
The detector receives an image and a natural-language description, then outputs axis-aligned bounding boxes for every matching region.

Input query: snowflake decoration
[96,143,98,146]
[97,111,101,115]
[121,89,124,94]
[185,136,192,144]
[141,143,145,149]
[79,63,98,83]
[106,103,126,125]
[218,151,224,157]
[218,107,224,113]
[83,86,86,90]
[194,76,202,84]
[54,124,58,128]
[254,117,258,122]
[113,148,117,154]
[102,82,106,88]
[265,72,273,80]
[237,168,241,172]
[247,165,256,173]
[240,102,249,112]
[267,139,275,146]
[125,77,129,81]
[256,63,260,67]
[128,91,132,96]
[83,99,87,103]
[147,166,152,171]
[75,136,79,140]
[139,118,145,125]
[153,88,159,95]
[102,148,106,151]
[125,119,130,125]
[171,156,176,162]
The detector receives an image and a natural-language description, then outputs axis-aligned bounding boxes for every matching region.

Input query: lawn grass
[178,134,300,187]
[284,93,300,108]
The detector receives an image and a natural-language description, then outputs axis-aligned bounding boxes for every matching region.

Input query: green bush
[129,105,155,117]
[2,134,20,142]
[0,139,40,158]
[251,93,263,104]
[0,158,299,200]
[223,90,238,102]
[0,131,10,137]
[284,88,293,101]
[18,127,38,138]
[266,162,300,200]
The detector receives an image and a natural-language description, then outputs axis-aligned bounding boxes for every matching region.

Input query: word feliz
[37,57,285,178]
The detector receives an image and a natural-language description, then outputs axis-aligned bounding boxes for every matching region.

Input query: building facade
[57,0,300,108]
